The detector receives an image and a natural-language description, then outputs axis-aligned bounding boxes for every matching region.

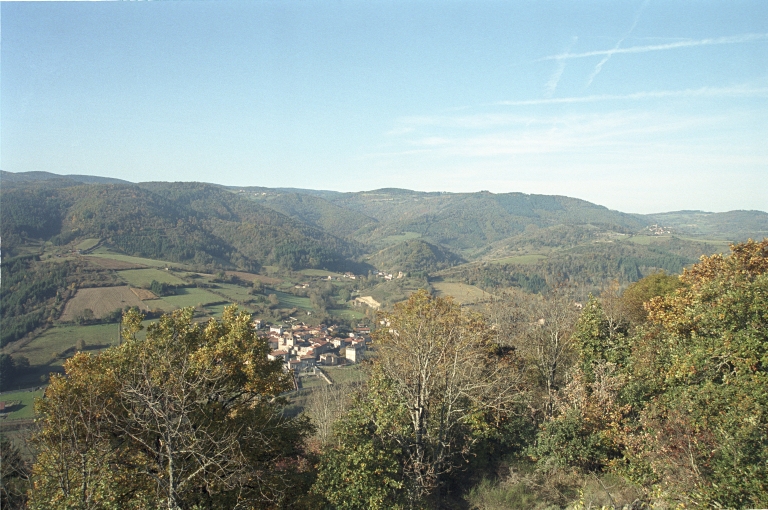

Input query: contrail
[540,33,768,61]
[586,0,650,87]
[496,84,768,107]
[545,37,577,97]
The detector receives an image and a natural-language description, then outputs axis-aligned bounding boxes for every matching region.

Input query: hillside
[1,180,364,273]
[367,239,466,274]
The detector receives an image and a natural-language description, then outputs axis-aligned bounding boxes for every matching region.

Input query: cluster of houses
[259,320,371,373]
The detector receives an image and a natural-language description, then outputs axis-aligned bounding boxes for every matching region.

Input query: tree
[0,435,30,510]
[626,239,768,507]
[619,271,682,326]
[496,287,581,419]
[30,306,313,509]
[365,290,525,506]
[0,354,18,391]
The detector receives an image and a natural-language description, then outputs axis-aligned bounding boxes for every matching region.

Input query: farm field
[378,231,422,246]
[88,249,178,268]
[324,364,367,385]
[432,282,492,304]
[211,283,257,303]
[328,308,366,321]
[273,290,312,310]
[117,268,187,287]
[226,271,281,285]
[156,287,225,309]
[82,255,144,270]
[0,388,45,420]
[76,238,100,251]
[12,323,122,367]
[299,269,343,278]
[202,303,254,317]
[60,286,147,321]
[490,254,547,265]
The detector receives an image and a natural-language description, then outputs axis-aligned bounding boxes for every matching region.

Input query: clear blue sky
[2,0,766,214]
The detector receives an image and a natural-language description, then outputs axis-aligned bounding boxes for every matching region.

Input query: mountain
[0,170,131,186]
[367,239,466,274]
[645,210,768,240]
[1,180,364,272]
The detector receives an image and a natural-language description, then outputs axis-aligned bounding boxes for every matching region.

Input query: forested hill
[1,180,364,272]
[3,171,767,285]
[247,188,651,256]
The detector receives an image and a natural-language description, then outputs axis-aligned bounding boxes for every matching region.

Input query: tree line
[2,239,767,508]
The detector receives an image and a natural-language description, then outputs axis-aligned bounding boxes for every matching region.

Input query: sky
[1,1,766,214]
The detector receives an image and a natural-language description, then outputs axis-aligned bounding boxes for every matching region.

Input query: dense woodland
[2,172,768,508]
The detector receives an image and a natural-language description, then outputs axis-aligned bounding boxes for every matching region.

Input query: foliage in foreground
[28,306,313,509]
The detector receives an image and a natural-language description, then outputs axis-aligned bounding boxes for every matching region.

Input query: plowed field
[60,286,147,320]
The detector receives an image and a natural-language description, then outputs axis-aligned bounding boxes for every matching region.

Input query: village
[260,319,371,375]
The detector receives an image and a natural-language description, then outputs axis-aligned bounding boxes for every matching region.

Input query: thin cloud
[497,84,768,107]
[586,0,649,87]
[541,33,768,61]
[546,37,577,96]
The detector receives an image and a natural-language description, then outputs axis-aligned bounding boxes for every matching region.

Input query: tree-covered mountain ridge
[2,170,767,282]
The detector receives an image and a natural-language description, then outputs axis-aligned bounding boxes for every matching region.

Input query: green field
[299,269,344,277]
[4,324,122,388]
[76,238,100,251]
[211,283,257,303]
[490,254,547,265]
[324,365,368,385]
[379,231,422,246]
[117,268,187,287]
[156,287,225,309]
[432,282,491,304]
[328,308,366,321]
[0,388,45,420]
[12,324,121,367]
[273,291,313,310]
[89,249,177,268]
[202,303,254,317]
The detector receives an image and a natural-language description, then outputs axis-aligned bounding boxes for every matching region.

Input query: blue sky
[1,1,766,214]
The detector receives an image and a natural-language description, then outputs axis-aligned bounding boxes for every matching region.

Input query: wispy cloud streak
[586,0,649,87]
[497,84,768,106]
[545,37,577,96]
[541,33,768,61]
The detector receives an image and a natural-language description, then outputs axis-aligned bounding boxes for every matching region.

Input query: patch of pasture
[0,389,45,420]
[60,286,147,321]
[76,238,100,251]
[432,282,492,304]
[211,283,257,303]
[118,268,187,287]
[273,291,312,310]
[299,269,344,278]
[156,287,225,309]
[88,249,177,268]
[11,324,122,367]
[490,254,547,265]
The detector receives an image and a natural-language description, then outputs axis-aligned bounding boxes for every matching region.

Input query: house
[268,350,289,362]
[345,342,365,363]
[300,354,317,370]
[320,353,340,366]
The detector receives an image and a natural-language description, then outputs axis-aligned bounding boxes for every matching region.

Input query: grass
[89,249,177,268]
[273,291,313,310]
[0,389,45,420]
[328,308,367,321]
[300,269,344,277]
[211,283,257,303]
[432,282,491,304]
[76,238,100,251]
[156,287,225,309]
[117,268,187,287]
[12,324,122,367]
[324,364,368,385]
[202,303,254,317]
[490,254,547,265]
[3,324,122,389]
[379,231,422,246]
